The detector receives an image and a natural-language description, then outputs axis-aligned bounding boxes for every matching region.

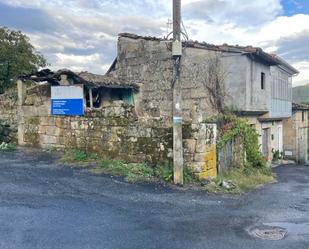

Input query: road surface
[0,150,309,249]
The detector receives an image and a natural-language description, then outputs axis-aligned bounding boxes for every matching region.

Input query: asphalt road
[0,150,309,249]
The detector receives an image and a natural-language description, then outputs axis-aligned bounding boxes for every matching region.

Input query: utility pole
[172,0,183,185]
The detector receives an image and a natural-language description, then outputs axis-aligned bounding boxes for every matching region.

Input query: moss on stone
[182,122,196,139]
[26,117,40,125]
[24,132,39,146]
[24,117,40,146]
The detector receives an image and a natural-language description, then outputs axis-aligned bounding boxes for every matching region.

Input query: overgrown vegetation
[203,114,275,193]
[203,168,275,194]
[60,149,99,165]
[91,160,154,183]
[59,114,274,192]
[91,160,195,184]
[60,149,195,184]
[0,142,16,151]
[215,114,267,169]
[272,149,283,162]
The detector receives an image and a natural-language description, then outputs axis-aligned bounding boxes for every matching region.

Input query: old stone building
[16,68,217,179]
[109,33,298,161]
[283,103,309,163]
[0,32,299,179]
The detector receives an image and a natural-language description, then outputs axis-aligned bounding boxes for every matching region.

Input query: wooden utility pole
[172,0,183,185]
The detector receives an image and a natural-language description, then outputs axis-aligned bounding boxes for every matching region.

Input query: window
[261,72,265,90]
[110,88,134,104]
[86,87,134,108]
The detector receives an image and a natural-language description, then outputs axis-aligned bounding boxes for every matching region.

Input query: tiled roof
[119,33,295,69]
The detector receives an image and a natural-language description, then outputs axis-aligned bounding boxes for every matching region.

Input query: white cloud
[183,0,282,27]
[1,0,308,85]
[293,61,309,85]
[258,14,309,43]
[182,4,309,86]
[51,53,108,73]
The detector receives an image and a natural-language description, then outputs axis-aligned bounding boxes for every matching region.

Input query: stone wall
[283,110,309,163]
[0,90,18,142]
[18,83,217,178]
[0,91,18,127]
[20,85,172,164]
[112,36,217,124]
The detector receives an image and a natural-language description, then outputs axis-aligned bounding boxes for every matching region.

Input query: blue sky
[0,0,308,85]
[282,0,309,15]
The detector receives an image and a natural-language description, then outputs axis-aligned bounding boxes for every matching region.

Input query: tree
[0,27,47,93]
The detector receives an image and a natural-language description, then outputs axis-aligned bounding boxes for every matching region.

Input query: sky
[0,0,308,86]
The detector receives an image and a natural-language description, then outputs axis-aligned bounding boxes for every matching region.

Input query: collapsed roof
[19,69,140,91]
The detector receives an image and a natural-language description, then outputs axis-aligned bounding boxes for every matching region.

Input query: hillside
[293,83,309,104]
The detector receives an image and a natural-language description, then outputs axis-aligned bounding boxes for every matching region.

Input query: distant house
[283,103,309,163]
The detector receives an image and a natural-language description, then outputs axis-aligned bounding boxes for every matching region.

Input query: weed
[154,163,196,184]
[0,142,16,151]
[272,149,283,162]
[92,160,155,183]
[45,146,58,153]
[154,164,173,182]
[60,150,99,164]
[203,167,275,194]
[60,151,195,185]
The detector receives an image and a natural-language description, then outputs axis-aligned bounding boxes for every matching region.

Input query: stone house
[283,103,309,163]
[108,33,298,161]
[17,68,217,179]
[9,32,299,178]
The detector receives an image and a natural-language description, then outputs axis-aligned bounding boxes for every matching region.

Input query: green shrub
[217,114,267,169]
[154,163,195,184]
[155,163,173,182]
[272,149,282,162]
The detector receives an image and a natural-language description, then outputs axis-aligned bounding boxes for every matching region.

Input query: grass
[203,167,276,194]
[59,149,273,191]
[90,160,169,183]
[90,160,196,184]
[60,149,99,166]
[59,149,196,184]
[0,142,16,151]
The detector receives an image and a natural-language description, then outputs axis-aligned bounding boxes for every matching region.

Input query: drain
[247,225,287,240]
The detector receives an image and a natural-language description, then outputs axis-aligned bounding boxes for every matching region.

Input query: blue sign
[51,99,83,115]
[51,86,84,116]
